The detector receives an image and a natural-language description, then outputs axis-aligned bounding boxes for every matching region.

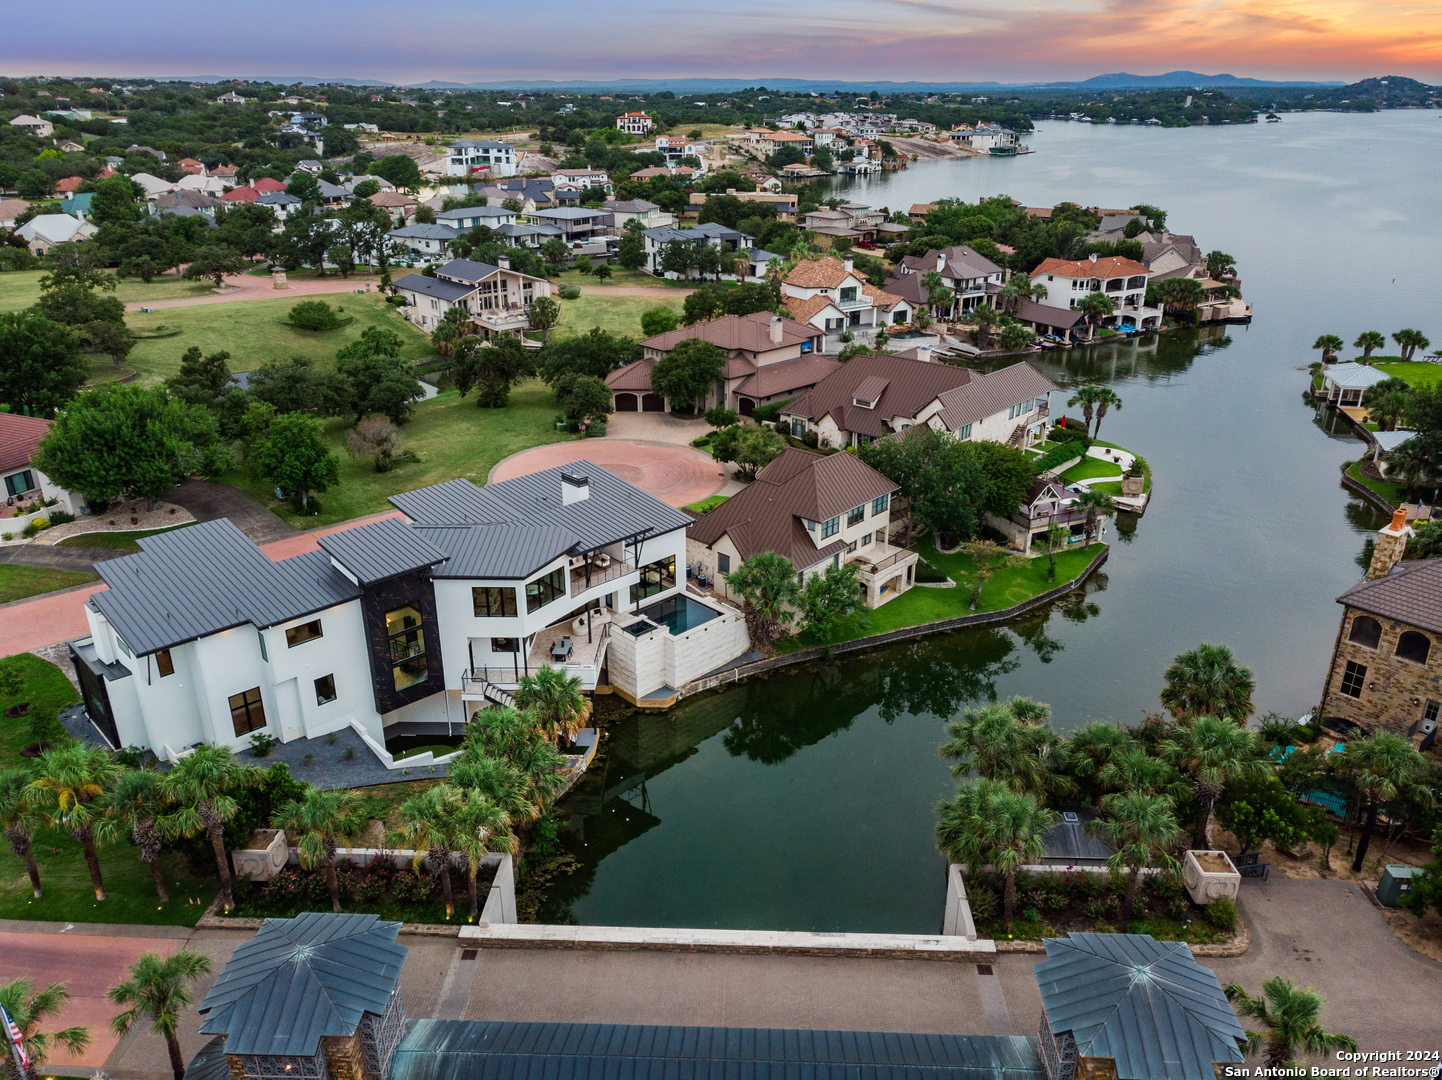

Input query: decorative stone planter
[1183,849,1240,905]
[231,828,288,881]
[271,268,288,289]
[1122,475,1145,496]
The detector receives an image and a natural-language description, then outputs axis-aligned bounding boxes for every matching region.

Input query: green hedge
[1051,420,1090,443]
[1031,440,1088,475]
[752,399,793,424]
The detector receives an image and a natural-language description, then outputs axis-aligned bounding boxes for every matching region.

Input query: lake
[537,111,1439,933]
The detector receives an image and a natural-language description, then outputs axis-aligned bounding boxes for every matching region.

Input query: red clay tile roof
[0,413,53,472]
[783,256,858,290]
[1031,255,1150,279]
[641,312,819,355]
[605,359,656,392]
[252,177,287,192]
[220,186,259,203]
[784,294,842,326]
[55,176,84,194]
[1337,559,1442,635]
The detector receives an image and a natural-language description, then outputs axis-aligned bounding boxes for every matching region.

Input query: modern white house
[432,206,520,232]
[615,112,655,135]
[1030,254,1163,331]
[392,256,552,336]
[446,140,518,178]
[70,464,751,761]
[641,221,753,277]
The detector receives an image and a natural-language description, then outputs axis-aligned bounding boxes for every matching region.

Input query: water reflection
[966,325,1233,386]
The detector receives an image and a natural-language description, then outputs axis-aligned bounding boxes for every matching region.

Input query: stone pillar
[272,268,288,289]
[1367,506,1412,580]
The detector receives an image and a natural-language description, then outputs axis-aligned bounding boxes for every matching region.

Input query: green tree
[272,786,361,912]
[1393,328,1431,362]
[107,951,214,1080]
[396,784,463,918]
[161,745,259,912]
[1075,488,1115,543]
[287,171,320,202]
[725,551,800,656]
[641,304,679,336]
[0,310,85,416]
[935,777,1056,931]
[1077,291,1115,340]
[1160,642,1257,722]
[939,697,1062,795]
[450,786,515,918]
[1204,250,1236,279]
[165,346,233,407]
[528,295,561,343]
[1343,731,1432,873]
[711,422,785,480]
[795,560,866,642]
[0,767,46,898]
[182,245,247,288]
[108,768,174,902]
[27,744,122,900]
[249,411,341,509]
[649,337,725,413]
[0,978,89,1079]
[453,335,534,408]
[537,328,640,385]
[1223,977,1356,1069]
[247,356,350,419]
[999,322,1033,352]
[704,405,739,429]
[1090,790,1182,926]
[970,440,1033,518]
[516,665,588,742]
[88,175,144,227]
[1353,330,1386,362]
[1039,521,1070,584]
[971,304,998,347]
[334,327,423,424]
[373,154,423,192]
[1312,334,1343,363]
[958,538,1020,611]
[617,233,646,270]
[1165,715,1266,849]
[1090,387,1123,439]
[553,373,613,426]
[539,237,569,268]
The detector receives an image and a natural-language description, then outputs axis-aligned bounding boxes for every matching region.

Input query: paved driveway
[490,439,726,508]
[167,479,298,545]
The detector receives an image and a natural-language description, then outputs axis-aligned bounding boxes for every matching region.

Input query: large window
[1340,661,1367,699]
[4,470,35,498]
[314,674,336,705]
[385,606,428,691]
[1396,631,1432,665]
[473,586,518,618]
[629,556,676,604]
[1348,615,1382,649]
[872,494,889,515]
[525,568,567,613]
[847,505,865,527]
[229,687,267,737]
[285,619,323,648]
[717,553,730,574]
[155,649,174,677]
[820,515,840,539]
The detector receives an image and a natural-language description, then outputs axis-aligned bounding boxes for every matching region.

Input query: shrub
[288,300,345,331]
[47,510,75,525]
[301,869,331,904]
[1050,421,1090,443]
[264,869,306,905]
[1031,441,1087,475]
[1203,897,1238,932]
[967,883,998,923]
[1,533,11,542]
[393,871,436,903]
[349,869,388,904]
[751,399,792,424]
[557,283,582,300]
[250,731,278,757]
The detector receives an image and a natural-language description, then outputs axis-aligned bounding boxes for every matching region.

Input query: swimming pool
[639,594,721,635]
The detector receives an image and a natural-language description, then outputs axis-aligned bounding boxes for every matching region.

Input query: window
[1397,630,1432,665]
[1425,700,1440,725]
[629,556,676,604]
[820,515,840,538]
[717,553,730,574]
[155,649,174,677]
[1340,661,1367,699]
[314,674,337,705]
[473,586,518,618]
[847,540,857,554]
[285,619,323,648]
[257,631,268,662]
[4,470,35,498]
[872,494,889,515]
[861,532,873,547]
[1349,617,1382,648]
[847,505,865,527]
[956,423,973,440]
[491,637,520,654]
[229,687,267,737]
[525,567,567,613]
[840,286,857,302]
[385,605,428,691]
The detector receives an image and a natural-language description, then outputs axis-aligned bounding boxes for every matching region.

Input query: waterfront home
[530,207,614,243]
[685,188,798,221]
[370,190,418,226]
[1,413,81,514]
[781,256,912,352]
[393,256,551,336]
[15,213,97,256]
[1318,508,1442,751]
[1030,254,1163,331]
[780,353,1057,450]
[687,447,918,609]
[473,178,557,213]
[69,463,738,758]
[446,139,518,178]
[551,168,612,192]
[986,477,1090,553]
[433,205,520,232]
[893,246,1006,316]
[1319,362,1391,408]
[641,221,753,277]
[745,128,814,158]
[607,312,829,415]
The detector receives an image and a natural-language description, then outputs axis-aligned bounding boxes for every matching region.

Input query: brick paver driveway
[490,439,726,508]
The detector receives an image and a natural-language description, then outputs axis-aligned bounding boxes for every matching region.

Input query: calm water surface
[539,112,1441,932]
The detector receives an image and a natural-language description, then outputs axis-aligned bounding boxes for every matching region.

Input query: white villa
[70,465,752,762]
[393,256,552,337]
[781,256,913,353]
[446,140,518,178]
[1030,254,1163,331]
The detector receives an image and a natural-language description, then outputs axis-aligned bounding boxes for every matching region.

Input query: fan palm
[939,698,1063,797]
[1091,791,1182,926]
[449,787,515,918]
[160,745,259,912]
[107,950,214,1080]
[449,753,534,824]
[1311,334,1344,363]
[516,665,588,742]
[1077,291,1115,340]
[395,785,463,918]
[1160,642,1256,722]
[0,766,45,898]
[108,768,175,902]
[1164,716,1266,849]
[725,551,800,656]
[1065,723,1136,805]
[1090,387,1123,440]
[0,977,90,1079]
[1384,438,1433,502]
[1075,489,1115,543]
[1353,330,1385,362]
[1097,744,1190,805]
[1343,732,1433,872]
[1393,328,1430,361]
[971,304,998,348]
[27,744,122,900]
[935,777,1056,931]
[1067,384,1106,436]
[272,786,361,913]
[1223,977,1356,1068]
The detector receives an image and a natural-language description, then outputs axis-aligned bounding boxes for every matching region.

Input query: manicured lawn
[1375,361,1442,388]
[1347,461,1409,506]
[554,293,684,340]
[57,521,196,551]
[124,293,435,384]
[1058,455,1122,484]
[778,537,1104,651]
[553,268,689,290]
[0,269,217,312]
[683,495,729,514]
[0,564,99,605]
[227,378,574,528]
[1093,440,1153,495]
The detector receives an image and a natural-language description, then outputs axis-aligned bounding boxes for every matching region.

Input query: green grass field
[1058,455,1122,484]
[57,521,196,551]
[228,378,574,528]
[123,293,435,384]
[0,269,218,312]
[683,495,729,514]
[0,564,99,604]
[1375,361,1442,388]
[553,269,688,290]
[554,293,684,340]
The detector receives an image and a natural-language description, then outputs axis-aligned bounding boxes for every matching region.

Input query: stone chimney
[769,316,784,345]
[561,471,590,505]
[843,256,854,274]
[497,254,511,271]
[936,252,946,274]
[1367,506,1412,580]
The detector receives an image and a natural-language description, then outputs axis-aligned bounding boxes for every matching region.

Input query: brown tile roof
[783,256,857,290]
[641,312,818,355]
[605,359,655,391]
[55,176,84,194]
[0,198,30,220]
[370,191,417,207]
[1337,559,1442,635]
[909,203,938,217]
[688,447,895,568]
[863,283,907,311]
[784,294,842,325]
[723,355,758,379]
[935,362,1058,430]
[783,353,974,431]
[881,274,928,307]
[733,356,841,400]
[1014,298,1084,329]
[1031,255,1150,280]
[0,413,53,472]
[898,246,1002,282]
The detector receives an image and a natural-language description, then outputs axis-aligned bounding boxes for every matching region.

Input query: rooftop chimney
[843,256,854,274]
[936,252,946,274]
[561,471,590,505]
[497,254,511,271]
[1089,253,1098,263]
[916,344,932,363]
[1367,506,1412,580]
[769,315,784,345]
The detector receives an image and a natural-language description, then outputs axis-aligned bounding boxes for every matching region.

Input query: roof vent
[561,471,590,504]
[1062,811,1079,824]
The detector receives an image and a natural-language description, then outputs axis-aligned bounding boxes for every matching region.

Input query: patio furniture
[596,553,611,569]
[551,637,573,662]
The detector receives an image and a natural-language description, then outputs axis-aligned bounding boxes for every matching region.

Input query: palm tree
[920,271,951,318]
[1344,732,1432,872]
[107,951,213,1080]
[1030,281,1048,303]
[1097,744,1190,804]
[449,752,534,824]
[1160,642,1256,721]
[999,322,1034,352]
[396,785,462,919]
[1067,384,1106,435]
[516,665,587,742]
[450,787,515,918]
[1077,291,1115,340]
[1311,335,1344,364]
[27,744,122,900]
[1224,977,1357,1068]
[1075,489,1115,543]
[971,304,998,348]
[1393,328,1431,361]
[1065,723,1136,805]
[1165,716,1266,850]
[939,698,1064,797]
[1384,438,1433,501]
[1090,387,1123,440]
[1205,251,1236,279]
[272,786,361,913]
[1040,522,1070,584]
[528,295,560,344]
[109,768,174,903]
[935,777,1056,931]
[725,551,800,656]
[161,745,259,913]
[0,978,89,1079]
[1091,791,1182,926]
[0,767,45,898]
[1353,330,1385,362]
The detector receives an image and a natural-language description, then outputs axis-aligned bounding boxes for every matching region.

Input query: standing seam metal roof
[316,517,449,584]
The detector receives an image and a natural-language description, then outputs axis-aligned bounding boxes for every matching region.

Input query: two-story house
[433,206,520,232]
[603,199,671,231]
[687,448,918,608]
[780,256,913,352]
[530,207,614,244]
[615,112,655,135]
[1030,254,1163,331]
[892,246,1006,316]
[641,222,753,277]
[551,168,613,193]
[393,256,552,336]
[654,136,706,166]
[387,223,460,261]
[447,140,518,178]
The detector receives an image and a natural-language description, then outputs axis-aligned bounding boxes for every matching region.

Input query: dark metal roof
[316,517,448,584]
[1040,809,1115,864]
[92,520,361,656]
[389,463,692,554]
[390,1020,1045,1080]
[392,274,474,302]
[198,912,407,1058]
[1035,933,1246,1080]
[183,1036,230,1080]
[436,258,501,283]
[414,523,581,580]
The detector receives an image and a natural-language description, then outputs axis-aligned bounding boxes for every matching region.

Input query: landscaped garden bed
[225,859,497,925]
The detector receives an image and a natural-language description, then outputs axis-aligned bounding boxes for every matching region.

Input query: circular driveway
[489,439,725,507]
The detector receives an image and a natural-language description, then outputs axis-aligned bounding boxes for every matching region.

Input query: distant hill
[1065,71,1342,89]
[401,73,1344,92]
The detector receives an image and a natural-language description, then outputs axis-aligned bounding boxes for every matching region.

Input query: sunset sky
[5,0,1442,85]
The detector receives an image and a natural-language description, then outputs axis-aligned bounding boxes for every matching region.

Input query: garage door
[642,393,665,412]
[614,393,638,412]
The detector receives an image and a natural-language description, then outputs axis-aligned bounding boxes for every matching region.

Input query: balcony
[471,304,532,331]
[568,554,637,594]
[463,615,613,693]
[849,541,916,577]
